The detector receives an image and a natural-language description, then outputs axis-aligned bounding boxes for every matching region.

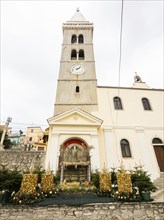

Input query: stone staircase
[151,172,164,202]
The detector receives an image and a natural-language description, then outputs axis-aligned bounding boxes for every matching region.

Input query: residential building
[26,127,43,147]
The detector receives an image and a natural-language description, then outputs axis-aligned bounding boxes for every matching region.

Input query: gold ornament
[117,168,132,193]
[19,174,38,194]
[99,168,111,192]
[41,174,54,192]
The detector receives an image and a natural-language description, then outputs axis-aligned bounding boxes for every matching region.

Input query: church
[45,9,164,183]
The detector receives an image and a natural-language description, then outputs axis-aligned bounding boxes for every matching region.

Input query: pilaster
[135,127,158,180]
[45,132,59,174]
[90,133,100,171]
[104,127,118,169]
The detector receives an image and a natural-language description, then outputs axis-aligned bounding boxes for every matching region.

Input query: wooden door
[154,145,164,172]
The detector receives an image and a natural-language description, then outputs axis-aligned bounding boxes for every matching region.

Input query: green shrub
[0,165,22,193]
[111,167,117,185]
[131,165,157,193]
[91,169,100,189]
[54,171,60,186]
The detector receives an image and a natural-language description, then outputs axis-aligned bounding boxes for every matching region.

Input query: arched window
[78,34,84,44]
[71,49,77,60]
[142,98,151,110]
[152,138,163,144]
[71,35,77,44]
[113,97,123,110]
[75,86,80,93]
[79,49,84,60]
[120,139,131,157]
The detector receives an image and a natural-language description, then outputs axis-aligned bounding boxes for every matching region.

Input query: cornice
[62,23,93,30]
[97,85,164,92]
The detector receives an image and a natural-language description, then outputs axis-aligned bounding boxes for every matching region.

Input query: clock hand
[76,66,81,70]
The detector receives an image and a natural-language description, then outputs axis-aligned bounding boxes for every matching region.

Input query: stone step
[152,173,164,202]
[151,188,164,202]
[154,180,164,185]
[154,180,164,184]
[159,172,164,177]
[153,173,164,183]
[154,177,164,180]
[154,183,164,188]
[154,185,164,189]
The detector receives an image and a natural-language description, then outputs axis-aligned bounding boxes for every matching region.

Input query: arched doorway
[153,138,164,172]
[59,138,90,184]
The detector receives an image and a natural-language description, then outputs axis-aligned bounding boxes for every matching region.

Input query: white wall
[95,86,164,180]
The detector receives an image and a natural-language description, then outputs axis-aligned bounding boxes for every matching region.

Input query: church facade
[45,9,164,183]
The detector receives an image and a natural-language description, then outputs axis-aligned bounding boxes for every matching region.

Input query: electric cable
[107,0,124,166]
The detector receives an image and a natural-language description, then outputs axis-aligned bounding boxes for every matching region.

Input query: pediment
[48,107,103,127]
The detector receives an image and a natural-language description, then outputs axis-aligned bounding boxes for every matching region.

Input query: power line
[115,0,124,126]
[118,0,124,88]
[0,121,48,127]
[112,0,124,163]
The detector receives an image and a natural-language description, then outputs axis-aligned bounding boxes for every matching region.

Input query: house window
[71,49,77,60]
[75,86,80,93]
[71,35,77,44]
[29,137,32,141]
[31,129,33,133]
[37,146,45,151]
[78,34,84,43]
[113,97,123,110]
[142,98,151,110]
[120,139,131,157]
[152,138,163,144]
[79,49,84,60]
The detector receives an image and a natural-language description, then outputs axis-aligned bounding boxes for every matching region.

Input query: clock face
[71,64,85,75]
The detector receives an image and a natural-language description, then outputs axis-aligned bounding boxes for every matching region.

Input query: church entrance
[59,138,90,184]
[154,145,164,172]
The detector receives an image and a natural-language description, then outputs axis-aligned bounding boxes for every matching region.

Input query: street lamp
[0,117,12,150]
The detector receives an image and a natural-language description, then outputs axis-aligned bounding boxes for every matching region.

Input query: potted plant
[131,165,157,201]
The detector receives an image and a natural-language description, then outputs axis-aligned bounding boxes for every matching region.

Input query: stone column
[60,164,64,185]
[90,133,100,171]
[87,164,91,182]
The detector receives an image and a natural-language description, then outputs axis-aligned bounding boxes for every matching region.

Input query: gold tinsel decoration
[117,168,132,193]
[100,168,111,191]
[19,174,38,194]
[41,174,54,192]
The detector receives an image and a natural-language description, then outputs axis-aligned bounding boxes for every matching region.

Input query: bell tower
[54,9,98,115]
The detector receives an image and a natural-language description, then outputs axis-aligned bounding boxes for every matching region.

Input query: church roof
[68,8,89,23]
[48,107,103,126]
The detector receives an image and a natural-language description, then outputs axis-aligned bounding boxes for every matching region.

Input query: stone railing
[0,202,163,220]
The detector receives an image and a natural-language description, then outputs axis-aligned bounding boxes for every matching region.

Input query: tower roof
[68,8,89,23]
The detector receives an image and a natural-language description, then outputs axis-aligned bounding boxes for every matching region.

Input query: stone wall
[0,202,163,220]
[0,150,46,171]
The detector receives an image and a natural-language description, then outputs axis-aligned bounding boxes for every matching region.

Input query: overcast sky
[1,0,163,133]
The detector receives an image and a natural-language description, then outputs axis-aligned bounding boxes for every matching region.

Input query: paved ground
[37,194,116,206]
[1,192,161,207]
